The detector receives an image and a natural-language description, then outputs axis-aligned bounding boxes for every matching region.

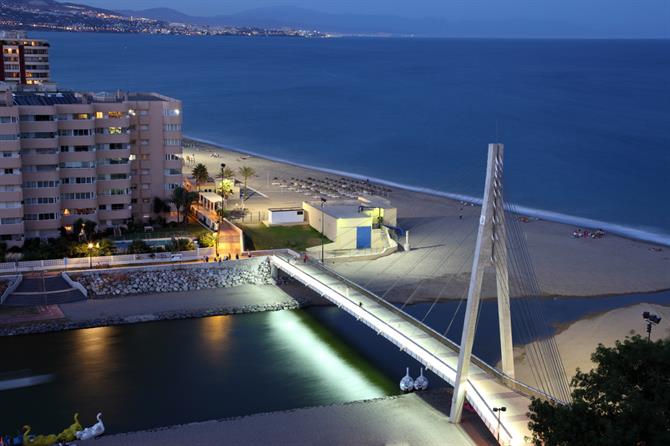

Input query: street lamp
[87,242,99,269]
[216,163,226,258]
[643,311,662,341]
[492,406,506,443]
[320,197,327,263]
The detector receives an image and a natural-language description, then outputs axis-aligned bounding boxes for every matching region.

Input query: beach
[184,137,670,303]
[512,302,670,388]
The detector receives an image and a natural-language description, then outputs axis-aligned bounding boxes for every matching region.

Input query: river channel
[1,291,669,436]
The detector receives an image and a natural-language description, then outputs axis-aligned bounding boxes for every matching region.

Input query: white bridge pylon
[450,143,514,423]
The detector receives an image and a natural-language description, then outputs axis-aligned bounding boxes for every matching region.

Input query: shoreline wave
[185,135,670,247]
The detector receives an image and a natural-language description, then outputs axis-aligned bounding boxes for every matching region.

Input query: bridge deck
[271,253,532,446]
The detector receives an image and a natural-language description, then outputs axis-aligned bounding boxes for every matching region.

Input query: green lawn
[240,224,330,251]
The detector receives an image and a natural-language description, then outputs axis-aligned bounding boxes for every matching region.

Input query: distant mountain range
[2,1,666,38]
[118,4,670,38]
[118,5,591,38]
[0,0,323,36]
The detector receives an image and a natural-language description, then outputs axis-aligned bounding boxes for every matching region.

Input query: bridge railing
[300,254,566,405]
[273,253,521,444]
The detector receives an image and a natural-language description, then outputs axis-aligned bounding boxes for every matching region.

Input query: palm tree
[191,163,209,192]
[222,166,235,180]
[169,186,199,225]
[238,166,255,209]
[218,179,234,210]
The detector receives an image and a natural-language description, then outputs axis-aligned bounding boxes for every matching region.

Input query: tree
[528,335,670,446]
[169,186,199,225]
[222,166,235,180]
[0,241,6,262]
[168,237,194,252]
[218,178,234,212]
[153,197,171,216]
[126,240,152,254]
[238,165,255,209]
[72,218,97,241]
[192,163,209,192]
[196,232,216,248]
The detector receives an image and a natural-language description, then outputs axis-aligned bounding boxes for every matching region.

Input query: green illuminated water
[0,310,398,435]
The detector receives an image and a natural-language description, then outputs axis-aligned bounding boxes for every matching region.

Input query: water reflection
[266,310,390,402]
[199,315,233,362]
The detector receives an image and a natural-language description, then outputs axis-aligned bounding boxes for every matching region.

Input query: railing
[272,253,516,444]
[306,256,564,404]
[0,274,22,304]
[0,248,217,274]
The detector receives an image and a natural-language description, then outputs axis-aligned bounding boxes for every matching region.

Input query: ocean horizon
[40,32,670,245]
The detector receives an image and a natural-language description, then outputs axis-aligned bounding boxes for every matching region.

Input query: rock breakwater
[75,258,273,297]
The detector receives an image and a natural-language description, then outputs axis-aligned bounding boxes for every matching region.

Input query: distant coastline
[185,135,670,248]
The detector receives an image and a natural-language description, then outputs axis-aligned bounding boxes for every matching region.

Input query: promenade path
[270,252,533,446]
[94,391,486,446]
[59,284,298,322]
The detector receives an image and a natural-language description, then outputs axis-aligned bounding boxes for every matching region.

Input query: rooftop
[200,192,223,203]
[321,204,370,219]
[12,92,80,106]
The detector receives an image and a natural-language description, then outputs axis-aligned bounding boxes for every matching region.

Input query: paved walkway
[59,284,297,322]
[3,274,85,306]
[272,253,532,445]
[94,392,487,446]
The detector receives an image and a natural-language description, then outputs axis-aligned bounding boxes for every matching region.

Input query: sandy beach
[512,302,670,389]
[184,138,670,303]
[93,390,494,446]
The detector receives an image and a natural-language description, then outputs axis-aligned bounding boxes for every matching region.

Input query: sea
[39,33,670,244]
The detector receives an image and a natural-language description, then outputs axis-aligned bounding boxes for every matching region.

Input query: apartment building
[0,87,183,247]
[0,31,51,86]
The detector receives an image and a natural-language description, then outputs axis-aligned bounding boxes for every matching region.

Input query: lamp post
[216,163,226,258]
[642,311,662,341]
[320,197,327,263]
[87,242,99,269]
[492,406,506,443]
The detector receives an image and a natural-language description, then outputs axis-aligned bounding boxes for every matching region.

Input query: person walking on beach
[459,206,463,220]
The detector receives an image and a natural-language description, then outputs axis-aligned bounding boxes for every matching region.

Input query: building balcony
[96,148,131,159]
[0,174,22,186]
[97,194,131,205]
[98,208,132,222]
[19,137,57,150]
[0,207,23,219]
[0,190,22,202]
[19,120,57,133]
[58,135,95,146]
[95,117,130,128]
[0,222,24,237]
[0,156,22,169]
[62,213,98,228]
[94,133,130,145]
[24,218,62,232]
[57,119,95,131]
[21,153,60,166]
[61,198,98,210]
[59,151,96,163]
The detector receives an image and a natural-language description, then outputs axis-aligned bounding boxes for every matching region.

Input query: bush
[196,232,216,248]
[126,240,152,254]
[167,237,194,252]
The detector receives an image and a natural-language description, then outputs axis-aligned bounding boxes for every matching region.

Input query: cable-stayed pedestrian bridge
[271,250,546,446]
[270,144,571,445]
